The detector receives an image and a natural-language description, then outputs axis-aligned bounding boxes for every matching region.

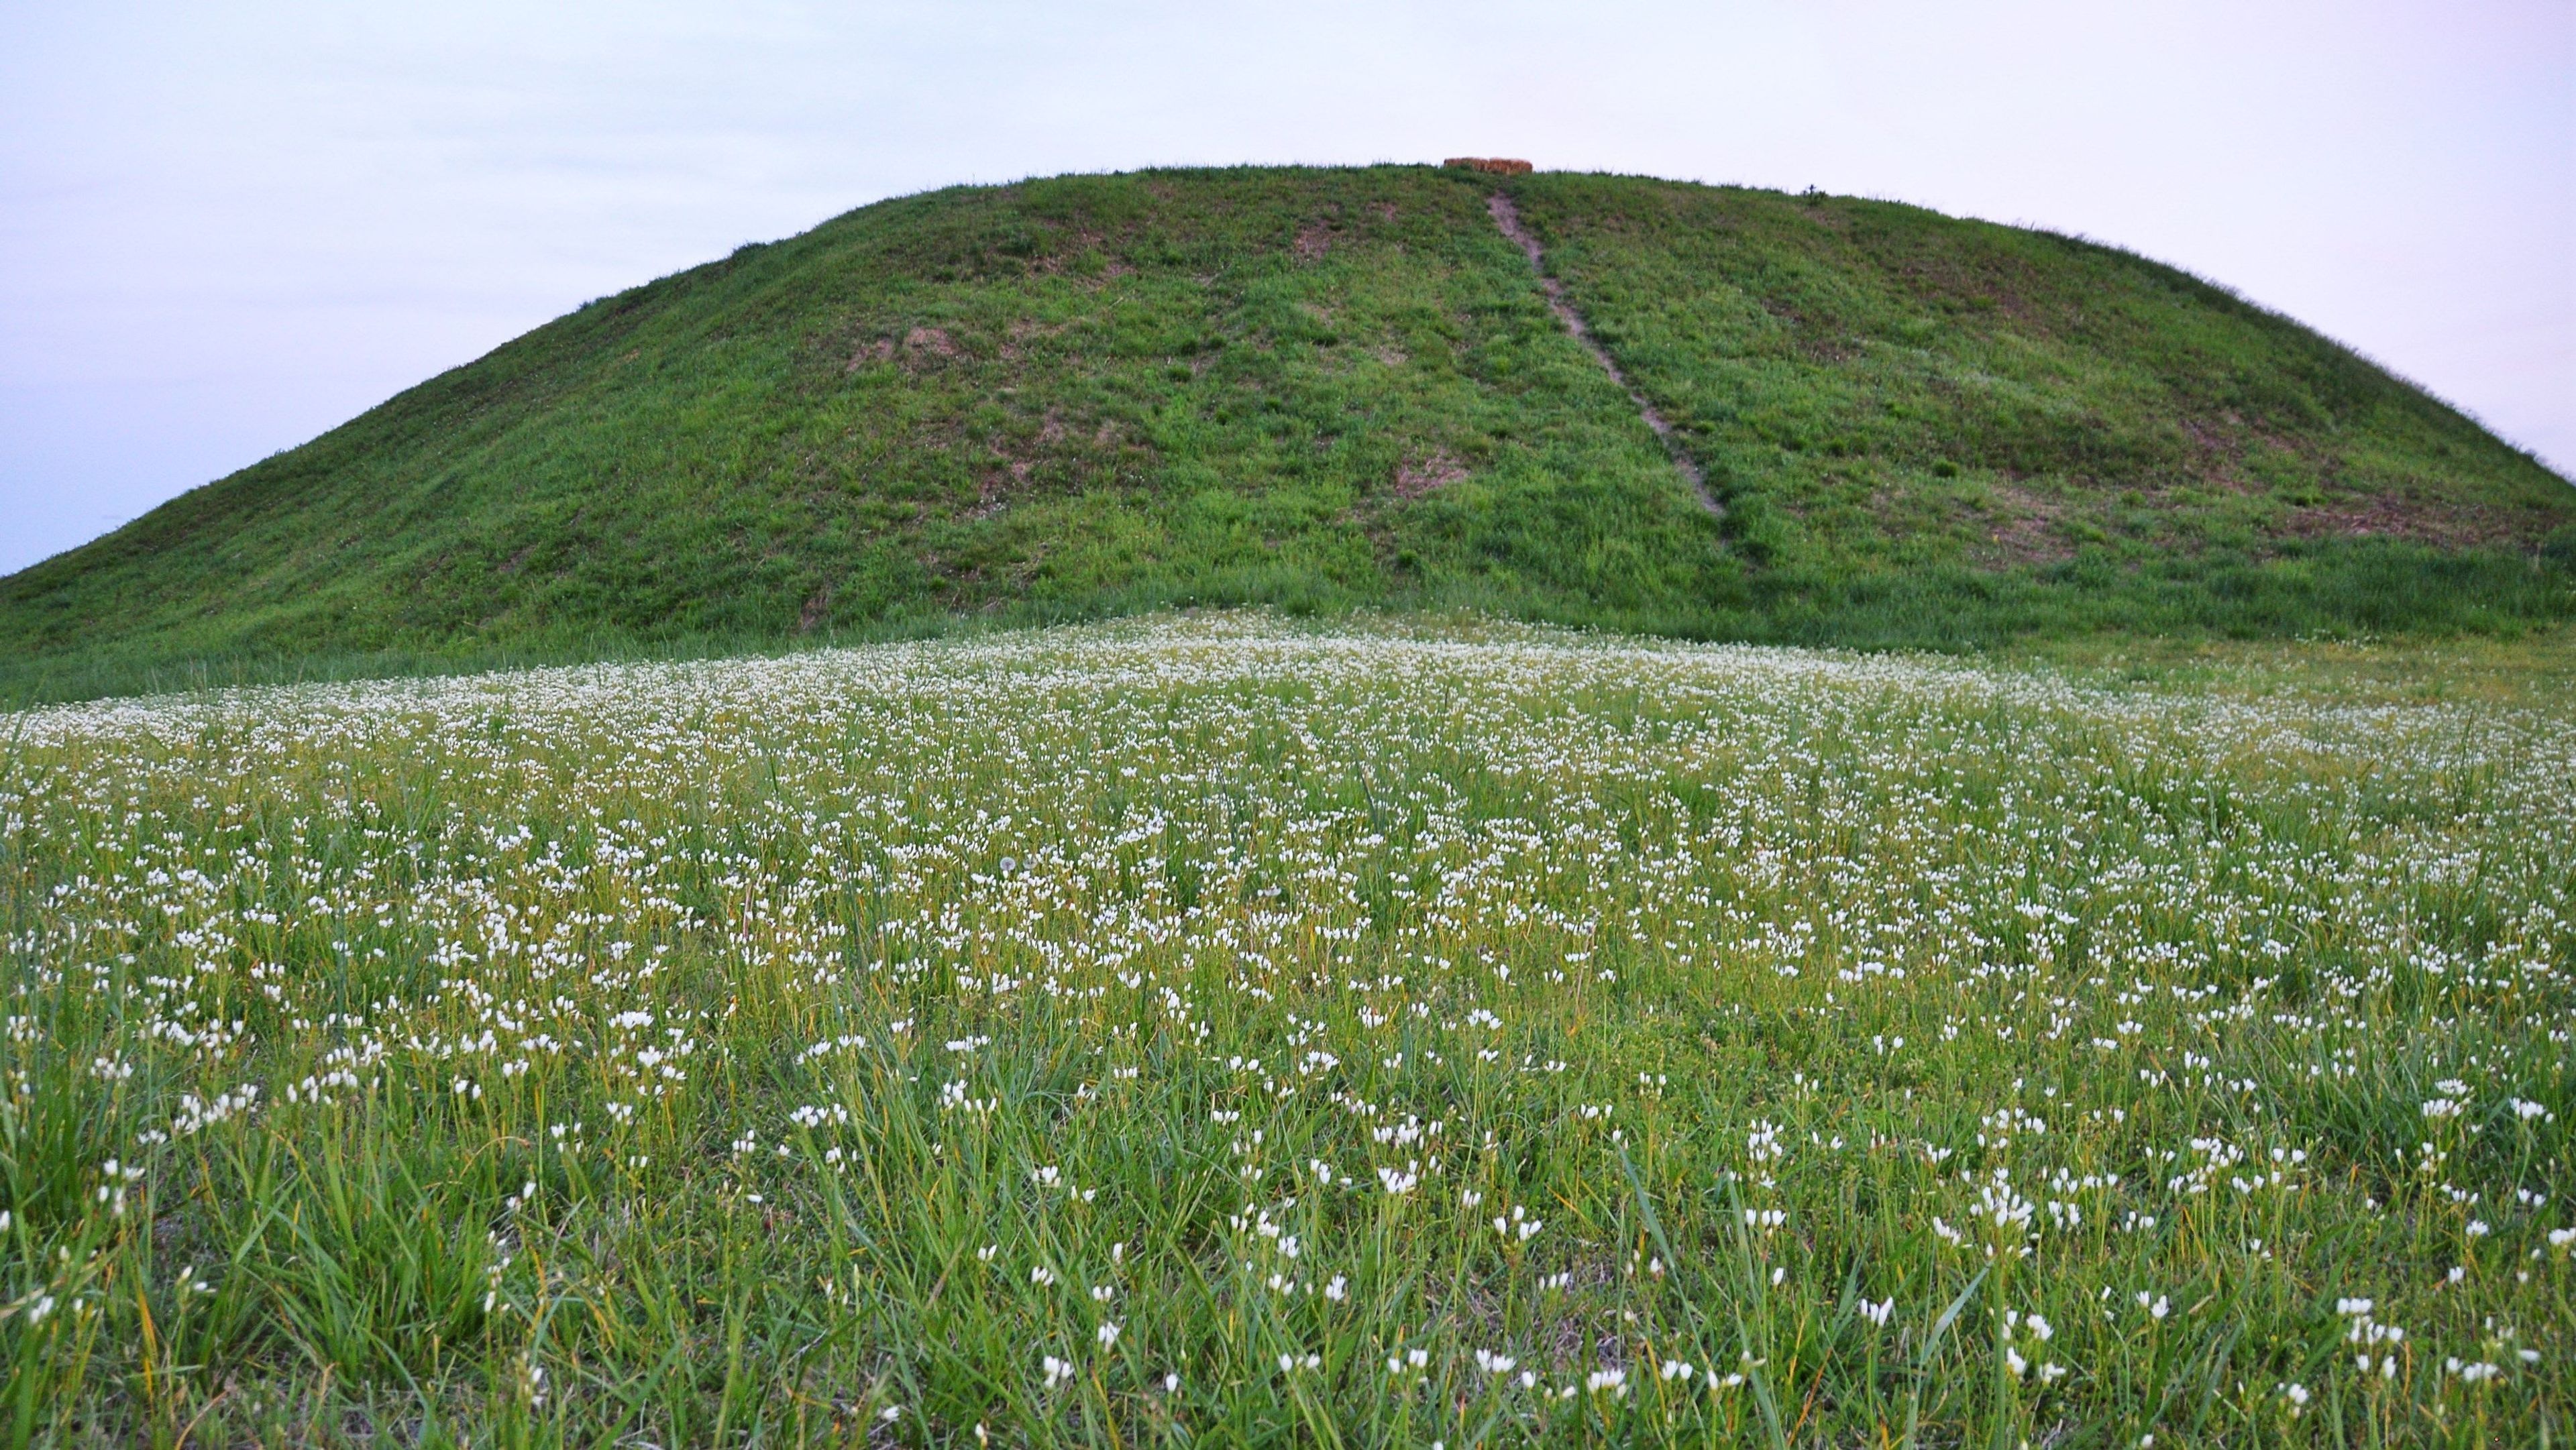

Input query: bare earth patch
[2282,494,2547,551]
[904,326,960,358]
[1978,481,2077,565]
[1394,449,1469,498]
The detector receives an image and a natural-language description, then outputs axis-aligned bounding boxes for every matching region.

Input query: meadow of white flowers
[1,615,2567,1445]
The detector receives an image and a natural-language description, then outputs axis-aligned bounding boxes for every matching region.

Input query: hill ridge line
[1484,191,1723,520]
[9,162,2569,690]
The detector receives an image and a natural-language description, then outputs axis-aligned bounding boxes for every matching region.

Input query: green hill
[5,164,2569,691]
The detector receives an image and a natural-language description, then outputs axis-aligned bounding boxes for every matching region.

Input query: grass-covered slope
[0,169,1721,677]
[1509,174,2576,634]
[2,165,2567,687]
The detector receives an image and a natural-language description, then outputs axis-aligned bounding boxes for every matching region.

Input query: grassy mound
[2,166,2567,695]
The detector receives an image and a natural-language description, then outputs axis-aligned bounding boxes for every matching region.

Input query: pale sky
[3,1,2569,576]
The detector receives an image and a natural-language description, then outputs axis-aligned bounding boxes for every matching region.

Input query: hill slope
[4,165,2569,684]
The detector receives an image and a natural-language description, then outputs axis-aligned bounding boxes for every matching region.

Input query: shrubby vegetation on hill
[2,166,2567,698]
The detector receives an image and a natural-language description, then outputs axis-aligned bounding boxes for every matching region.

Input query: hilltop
[3,164,2569,691]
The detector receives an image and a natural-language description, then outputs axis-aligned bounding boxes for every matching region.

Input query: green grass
[2,614,2569,1445]
[1509,174,2571,572]
[1,165,2568,701]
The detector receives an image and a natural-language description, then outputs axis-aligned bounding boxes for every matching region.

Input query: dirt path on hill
[1485,192,1723,519]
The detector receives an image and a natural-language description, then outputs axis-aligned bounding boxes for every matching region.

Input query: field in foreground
[1,616,2569,1446]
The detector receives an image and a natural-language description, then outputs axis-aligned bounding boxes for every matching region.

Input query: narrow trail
[1485,192,1723,520]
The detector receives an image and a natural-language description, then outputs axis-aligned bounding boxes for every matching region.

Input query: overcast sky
[3,1,2569,576]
